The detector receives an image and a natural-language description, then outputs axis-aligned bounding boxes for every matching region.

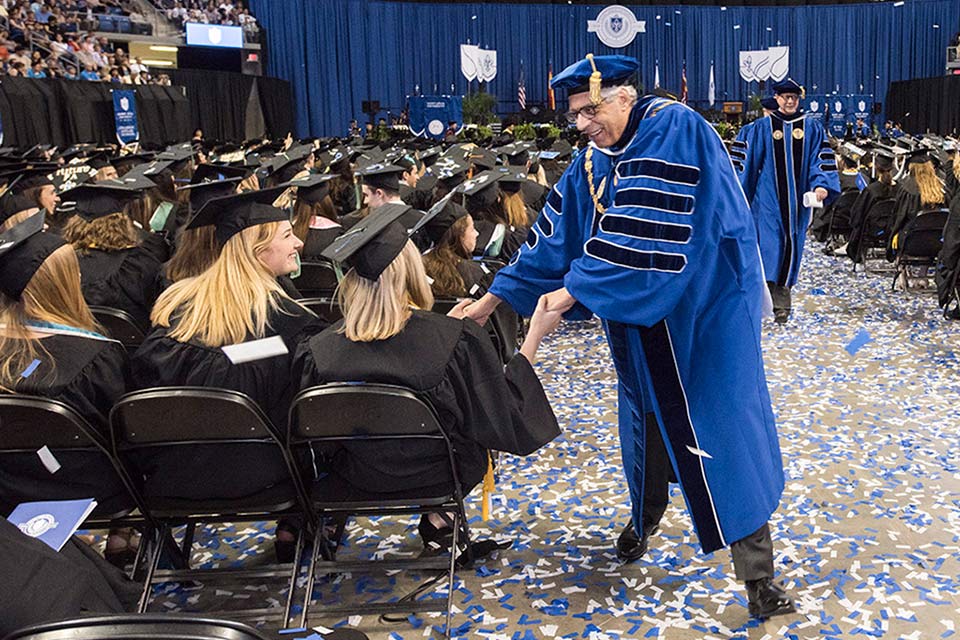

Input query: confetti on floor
[144,241,960,639]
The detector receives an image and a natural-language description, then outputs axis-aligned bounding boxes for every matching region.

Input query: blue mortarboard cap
[550,54,640,95]
[761,97,779,111]
[771,78,804,96]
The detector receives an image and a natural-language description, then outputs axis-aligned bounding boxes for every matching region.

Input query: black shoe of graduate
[418,514,454,551]
[746,577,797,619]
[615,521,658,563]
[773,309,790,324]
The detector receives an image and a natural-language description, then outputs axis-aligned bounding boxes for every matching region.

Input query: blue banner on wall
[113,89,139,144]
[845,95,874,135]
[408,96,463,140]
[803,94,828,125]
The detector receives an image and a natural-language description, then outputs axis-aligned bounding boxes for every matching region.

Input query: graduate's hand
[462,292,501,326]
[815,187,828,201]
[445,298,473,320]
[520,295,564,364]
[542,287,577,314]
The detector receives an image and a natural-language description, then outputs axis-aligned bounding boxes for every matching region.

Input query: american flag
[518,64,527,110]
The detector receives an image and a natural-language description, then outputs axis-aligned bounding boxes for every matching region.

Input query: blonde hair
[151,221,298,346]
[63,212,141,252]
[500,191,530,228]
[953,156,960,183]
[0,209,39,233]
[911,161,944,209]
[338,240,434,342]
[0,244,99,392]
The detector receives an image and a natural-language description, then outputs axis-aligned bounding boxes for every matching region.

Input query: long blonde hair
[500,190,530,228]
[0,244,99,391]
[338,240,434,342]
[150,221,295,346]
[63,212,141,252]
[911,161,944,209]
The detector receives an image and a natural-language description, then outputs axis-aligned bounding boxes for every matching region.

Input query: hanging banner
[738,46,789,82]
[802,94,827,125]
[112,89,139,144]
[845,95,873,134]
[827,96,848,138]
[587,5,646,49]
[408,96,463,139]
[460,45,497,82]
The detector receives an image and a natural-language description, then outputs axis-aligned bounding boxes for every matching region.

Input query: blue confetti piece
[845,328,872,355]
[810,287,826,295]
[278,629,307,635]
[20,359,40,378]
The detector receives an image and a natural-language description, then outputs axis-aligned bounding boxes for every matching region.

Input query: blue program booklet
[6,498,97,551]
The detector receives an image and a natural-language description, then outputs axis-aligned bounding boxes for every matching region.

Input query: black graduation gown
[520,180,548,213]
[292,310,559,495]
[456,259,519,360]
[473,219,528,262]
[888,177,946,260]
[302,225,343,260]
[0,518,140,636]
[399,182,434,212]
[846,181,895,261]
[129,297,327,500]
[0,333,131,515]
[936,197,960,310]
[77,246,163,329]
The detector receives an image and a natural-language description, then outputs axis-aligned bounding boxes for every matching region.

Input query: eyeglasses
[563,97,612,124]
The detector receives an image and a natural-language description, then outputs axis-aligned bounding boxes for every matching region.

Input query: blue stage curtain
[249,0,960,138]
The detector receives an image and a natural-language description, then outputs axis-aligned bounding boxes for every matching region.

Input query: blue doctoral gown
[733,111,840,287]
[489,96,784,553]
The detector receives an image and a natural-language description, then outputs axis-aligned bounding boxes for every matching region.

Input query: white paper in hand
[802,191,824,209]
[221,335,289,364]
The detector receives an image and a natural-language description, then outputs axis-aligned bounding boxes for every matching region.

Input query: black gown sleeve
[937,199,960,308]
[60,341,131,432]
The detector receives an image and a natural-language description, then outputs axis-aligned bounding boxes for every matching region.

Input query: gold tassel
[586,53,603,106]
[481,451,495,521]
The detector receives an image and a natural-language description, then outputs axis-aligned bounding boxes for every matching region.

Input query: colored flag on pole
[518,62,527,110]
[547,62,555,111]
[708,61,716,107]
[654,60,660,89]
[680,61,688,104]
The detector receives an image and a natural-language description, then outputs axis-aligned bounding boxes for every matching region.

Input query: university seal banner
[738,46,789,83]
[112,89,139,145]
[460,45,498,83]
[588,5,645,49]
[408,96,463,139]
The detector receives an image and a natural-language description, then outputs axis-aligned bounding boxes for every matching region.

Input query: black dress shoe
[616,521,657,563]
[773,309,790,325]
[745,577,796,619]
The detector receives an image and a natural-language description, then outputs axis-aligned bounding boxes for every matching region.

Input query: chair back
[862,198,896,243]
[826,189,860,236]
[0,396,143,520]
[295,260,339,297]
[89,305,147,349]
[900,209,949,259]
[2,615,272,640]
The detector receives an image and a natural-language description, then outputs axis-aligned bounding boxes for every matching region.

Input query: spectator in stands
[79,62,99,80]
[26,59,46,77]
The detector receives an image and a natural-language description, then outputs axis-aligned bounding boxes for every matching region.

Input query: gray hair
[600,84,639,106]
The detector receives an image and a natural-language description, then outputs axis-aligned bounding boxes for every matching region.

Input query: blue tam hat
[771,78,804,97]
[550,54,640,103]
[761,96,779,111]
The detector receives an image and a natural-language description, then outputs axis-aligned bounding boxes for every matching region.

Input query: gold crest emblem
[792,128,804,140]
[773,130,784,141]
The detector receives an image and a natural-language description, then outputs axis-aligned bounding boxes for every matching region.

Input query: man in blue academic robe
[465,54,795,620]
[733,78,840,323]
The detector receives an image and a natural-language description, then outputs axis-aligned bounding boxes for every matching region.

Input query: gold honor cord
[584,147,607,216]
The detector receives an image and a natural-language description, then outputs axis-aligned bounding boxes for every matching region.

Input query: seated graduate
[461,170,530,261]
[936,195,960,317]
[282,172,342,259]
[60,181,165,329]
[846,151,897,262]
[888,151,948,260]
[293,203,562,543]
[354,162,429,247]
[161,177,243,286]
[0,213,132,518]
[132,187,327,441]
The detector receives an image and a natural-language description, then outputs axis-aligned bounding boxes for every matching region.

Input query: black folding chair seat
[109,387,313,624]
[893,209,949,292]
[289,383,473,636]
[89,306,147,350]
[2,614,272,640]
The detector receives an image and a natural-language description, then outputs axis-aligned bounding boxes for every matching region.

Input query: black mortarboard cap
[907,149,938,167]
[873,151,895,171]
[176,176,244,211]
[0,212,66,299]
[413,192,467,246]
[191,163,251,185]
[321,202,411,280]
[495,167,529,194]
[186,186,289,246]
[467,148,498,171]
[280,172,336,205]
[357,163,405,193]
[0,178,38,224]
[59,182,148,221]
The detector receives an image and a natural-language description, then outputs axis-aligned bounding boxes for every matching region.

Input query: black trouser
[642,412,775,582]
[766,281,792,312]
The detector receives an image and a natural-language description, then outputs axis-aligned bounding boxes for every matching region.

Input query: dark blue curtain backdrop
[249,0,960,137]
